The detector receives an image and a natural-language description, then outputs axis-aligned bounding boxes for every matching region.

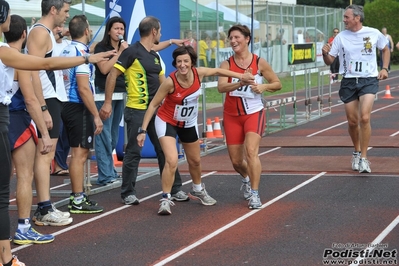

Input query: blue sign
[106,0,180,158]
[105,0,180,76]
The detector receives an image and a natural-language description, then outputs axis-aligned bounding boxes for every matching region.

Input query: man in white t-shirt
[321,4,389,174]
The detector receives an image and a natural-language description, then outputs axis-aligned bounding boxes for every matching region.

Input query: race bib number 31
[230,85,255,98]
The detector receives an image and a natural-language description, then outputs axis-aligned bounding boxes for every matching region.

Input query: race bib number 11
[349,60,371,75]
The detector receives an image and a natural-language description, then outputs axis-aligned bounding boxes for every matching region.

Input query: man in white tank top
[25,0,72,229]
[321,4,389,174]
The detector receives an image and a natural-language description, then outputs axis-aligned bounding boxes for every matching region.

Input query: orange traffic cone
[206,118,214,138]
[113,151,123,167]
[213,117,224,138]
[383,85,393,99]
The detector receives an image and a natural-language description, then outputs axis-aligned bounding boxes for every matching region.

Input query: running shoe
[0,255,26,266]
[248,193,262,209]
[170,190,189,202]
[32,204,71,225]
[68,194,97,209]
[351,152,361,171]
[51,204,71,218]
[122,195,140,205]
[188,184,217,206]
[359,158,371,173]
[158,198,175,215]
[69,195,103,214]
[13,226,54,245]
[96,177,120,186]
[33,209,73,226]
[240,181,252,200]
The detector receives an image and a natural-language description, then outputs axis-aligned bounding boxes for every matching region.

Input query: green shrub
[364,0,399,64]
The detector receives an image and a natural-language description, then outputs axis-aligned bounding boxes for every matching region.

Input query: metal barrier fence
[183,0,344,74]
[264,66,333,134]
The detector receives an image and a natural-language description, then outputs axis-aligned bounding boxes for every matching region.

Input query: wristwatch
[41,105,48,111]
[83,53,90,64]
[137,127,147,134]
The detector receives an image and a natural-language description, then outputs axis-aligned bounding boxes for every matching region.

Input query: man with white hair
[322,4,389,173]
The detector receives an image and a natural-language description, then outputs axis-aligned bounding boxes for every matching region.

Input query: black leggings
[0,127,11,240]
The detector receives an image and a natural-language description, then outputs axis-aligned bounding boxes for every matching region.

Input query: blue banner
[106,0,180,158]
[105,0,180,76]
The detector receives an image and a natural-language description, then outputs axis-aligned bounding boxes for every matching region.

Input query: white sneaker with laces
[240,181,251,200]
[358,158,371,173]
[170,190,189,201]
[122,195,140,205]
[33,209,73,226]
[52,204,70,218]
[32,204,72,226]
[248,193,262,209]
[188,183,217,206]
[351,152,361,171]
[158,198,175,215]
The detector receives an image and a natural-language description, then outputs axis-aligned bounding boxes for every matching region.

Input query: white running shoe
[248,193,262,209]
[240,181,252,200]
[351,152,361,171]
[189,183,217,206]
[51,204,70,218]
[33,210,73,226]
[158,198,175,215]
[358,158,371,173]
[32,204,72,226]
[170,190,189,201]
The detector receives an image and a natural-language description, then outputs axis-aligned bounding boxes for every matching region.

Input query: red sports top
[224,54,264,116]
[157,67,201,128]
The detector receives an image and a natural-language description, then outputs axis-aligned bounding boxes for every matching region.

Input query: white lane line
[49,183,69,190]
[371,102,399,113]
[390,131,399,137]
[307,121,347,137]
[9,145,277,204]
[259,147,281,156]
[9,181,70,203]
[349,215,399,266]
[11,171,218,253]
[152,172,327,266]
[138,171,217,202]
[307,102,399,137]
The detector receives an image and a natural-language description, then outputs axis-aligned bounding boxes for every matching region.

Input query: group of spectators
[0,0,115,264]
[184,29,228,72]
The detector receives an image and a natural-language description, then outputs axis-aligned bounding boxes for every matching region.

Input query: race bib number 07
[173,104,198,122]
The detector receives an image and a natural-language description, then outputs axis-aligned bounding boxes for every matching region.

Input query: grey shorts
[339,77,378,103]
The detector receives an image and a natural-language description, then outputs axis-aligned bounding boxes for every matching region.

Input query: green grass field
[201,64,399,104]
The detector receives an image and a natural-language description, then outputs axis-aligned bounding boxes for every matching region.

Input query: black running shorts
[339,77,378,103]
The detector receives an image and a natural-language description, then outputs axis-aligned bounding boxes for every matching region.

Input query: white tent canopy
[9,0,42,18]
[205,2,260,30]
